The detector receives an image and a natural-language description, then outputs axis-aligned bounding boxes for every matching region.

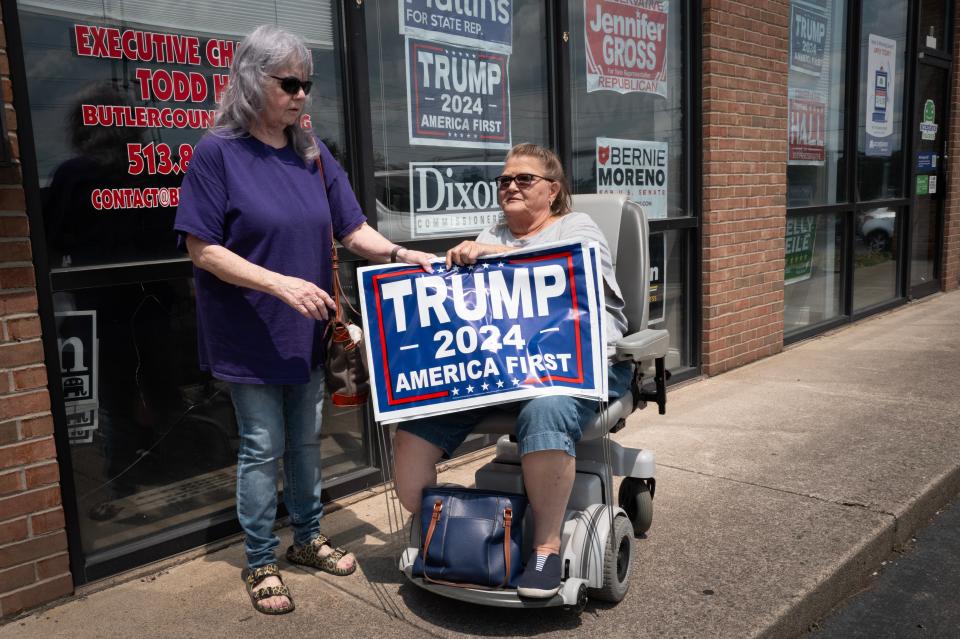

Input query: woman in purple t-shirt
[174,25,432,616]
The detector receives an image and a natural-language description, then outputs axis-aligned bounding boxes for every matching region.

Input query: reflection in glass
[853,208,899,309]
[55,277,369,558]
[19,2,347,268]
[857,0,908,201]
[786,0,847,207]
[55,279,237,556]
[785,213,843,333]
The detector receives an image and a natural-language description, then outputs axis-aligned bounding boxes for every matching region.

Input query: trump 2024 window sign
[358,242,608,423]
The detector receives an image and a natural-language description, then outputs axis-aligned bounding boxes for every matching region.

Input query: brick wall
[0,9,74,619]
[943,2,960,292]
[700,0,788,376]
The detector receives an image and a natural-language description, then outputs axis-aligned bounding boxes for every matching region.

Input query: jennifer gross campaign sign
[358,242,608,423]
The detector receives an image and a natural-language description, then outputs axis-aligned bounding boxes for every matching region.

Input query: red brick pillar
[943,2,960,292]
[701,1,788,375]
[0,10,73,618]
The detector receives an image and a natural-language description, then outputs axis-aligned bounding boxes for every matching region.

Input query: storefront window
[54,279,232,557]
[366,1,549,242]
[784,213,844,332]
[787,0,847,207]
[857,0,909,202]
[19,0,347,269]
[567,1,690,368]
[568,0,683,218]
[16,0,373,570]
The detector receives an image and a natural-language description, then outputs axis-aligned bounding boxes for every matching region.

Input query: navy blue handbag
[412,486,527,589]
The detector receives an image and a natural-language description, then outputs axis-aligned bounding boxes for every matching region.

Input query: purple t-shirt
[174,133,366,384]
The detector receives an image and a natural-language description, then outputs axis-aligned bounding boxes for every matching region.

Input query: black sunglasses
[269,75,313,96]
[494,173,554,189]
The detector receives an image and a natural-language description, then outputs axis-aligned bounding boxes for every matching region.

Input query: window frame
[785,0,953,343]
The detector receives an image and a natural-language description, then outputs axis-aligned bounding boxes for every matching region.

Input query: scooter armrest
[615,329,669,362]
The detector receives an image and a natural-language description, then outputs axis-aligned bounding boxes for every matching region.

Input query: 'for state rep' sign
[358,242,608,423]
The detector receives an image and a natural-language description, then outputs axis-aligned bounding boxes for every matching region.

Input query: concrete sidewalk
[3,292,959,639]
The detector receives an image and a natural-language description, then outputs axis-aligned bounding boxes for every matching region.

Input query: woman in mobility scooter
[393,143,634,600]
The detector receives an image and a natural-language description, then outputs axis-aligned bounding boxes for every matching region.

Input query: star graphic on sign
[496,380,505,388]
[451,387,460,396]
[433,263,446,273]
[481,263,490,269]
[497,261,505,268]
[466,385,475,393]
[452,265,461,272]
[481,382,490,391]
[511,378,520,386]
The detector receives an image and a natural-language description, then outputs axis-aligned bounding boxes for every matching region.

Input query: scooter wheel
[563,582,589,613]
[589,514,633,603]
[619,477,653,536]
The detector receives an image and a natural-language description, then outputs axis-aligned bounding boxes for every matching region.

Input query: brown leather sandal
[244,563,295,615]
[286,534,357,576]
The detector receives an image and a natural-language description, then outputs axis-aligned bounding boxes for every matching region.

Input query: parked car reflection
[856,208,896,252]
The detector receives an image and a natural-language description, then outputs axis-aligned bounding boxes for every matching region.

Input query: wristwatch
[390,245,402,263]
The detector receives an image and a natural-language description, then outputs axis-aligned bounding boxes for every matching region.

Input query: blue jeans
[398,361,634,458]
[229,369,325,569]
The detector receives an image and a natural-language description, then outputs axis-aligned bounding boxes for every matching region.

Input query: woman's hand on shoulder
[445,241,506,268]
[270,274,336,320]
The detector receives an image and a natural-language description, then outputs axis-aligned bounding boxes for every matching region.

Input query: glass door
[909,63,947,292]
[909,0,952,297]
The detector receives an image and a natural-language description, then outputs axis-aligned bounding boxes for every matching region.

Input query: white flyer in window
[584,0,668,97]
[398,0,513,54]
[405,38,512,150]
[595,137,668,219]
[864,33,896,157]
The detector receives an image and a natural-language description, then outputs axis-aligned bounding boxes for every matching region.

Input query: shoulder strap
[316,155,359,323]
[315,152,327,186]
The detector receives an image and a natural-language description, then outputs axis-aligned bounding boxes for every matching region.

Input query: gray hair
[213,24,318,161]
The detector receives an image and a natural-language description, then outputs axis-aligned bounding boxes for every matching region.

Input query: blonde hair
[504,143,571,216]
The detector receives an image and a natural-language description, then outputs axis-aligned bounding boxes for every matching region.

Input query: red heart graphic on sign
[598,146,610,165]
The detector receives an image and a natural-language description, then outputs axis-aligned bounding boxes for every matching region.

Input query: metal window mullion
[547,1,571,175]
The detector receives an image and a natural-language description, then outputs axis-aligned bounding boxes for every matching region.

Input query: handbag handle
[420,500,514,590]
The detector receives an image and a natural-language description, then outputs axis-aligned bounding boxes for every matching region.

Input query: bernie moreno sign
[358,241,607,423]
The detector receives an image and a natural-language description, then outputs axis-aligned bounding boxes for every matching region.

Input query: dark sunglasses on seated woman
[269,75,313,96]
[494,173,554,189]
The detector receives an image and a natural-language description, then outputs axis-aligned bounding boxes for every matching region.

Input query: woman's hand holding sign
[445,240,509,267]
